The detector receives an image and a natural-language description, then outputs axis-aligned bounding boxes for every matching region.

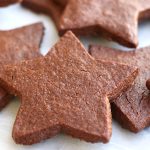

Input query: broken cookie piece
[0,31,138,145]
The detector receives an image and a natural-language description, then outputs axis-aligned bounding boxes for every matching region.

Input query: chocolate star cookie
[90,45,150,132]
[0,22,44,110]
[0,31,138,145]
[59,0,150,48]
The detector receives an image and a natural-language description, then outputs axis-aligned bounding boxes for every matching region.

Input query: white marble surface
[0,4,150,150]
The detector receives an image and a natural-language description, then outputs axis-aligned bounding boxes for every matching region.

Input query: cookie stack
[0,0,149,146]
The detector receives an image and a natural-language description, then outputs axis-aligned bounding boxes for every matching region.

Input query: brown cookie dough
[0,22,44,110]
[0,0,21,7]
[22,0,63,29]
[59,0,150,48]
[90,45,150,132]
[0,31,138,145]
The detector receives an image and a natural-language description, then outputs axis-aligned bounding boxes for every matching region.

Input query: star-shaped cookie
[90,45,150,132]
[0,22,44,110]
[0,0,21,6]
[0,31,138,145]
[59,0,150,48]
[22,0,63,29]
